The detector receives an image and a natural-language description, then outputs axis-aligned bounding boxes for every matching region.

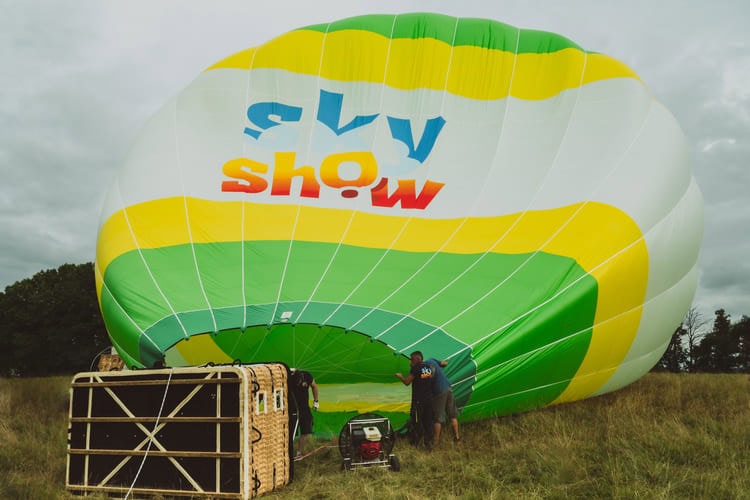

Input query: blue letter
[387,116,446,163]
[244,102,303,139]
[317,90,378,136]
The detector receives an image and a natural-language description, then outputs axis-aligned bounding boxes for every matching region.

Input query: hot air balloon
[95,13,703,434]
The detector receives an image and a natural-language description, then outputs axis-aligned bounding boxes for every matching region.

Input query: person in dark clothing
[290,368,319,456]
[395,351,435,449]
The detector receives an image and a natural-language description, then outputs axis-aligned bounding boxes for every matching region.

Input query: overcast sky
[1,0,748,325]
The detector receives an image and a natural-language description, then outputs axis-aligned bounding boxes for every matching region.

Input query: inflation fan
[338,413,400,471]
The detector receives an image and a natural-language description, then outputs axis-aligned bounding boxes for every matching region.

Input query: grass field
[1,373,748,499]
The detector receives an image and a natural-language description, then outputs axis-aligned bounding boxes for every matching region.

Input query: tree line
[0,263,109,377]
[654,306,750,373]
[1,263,748,377]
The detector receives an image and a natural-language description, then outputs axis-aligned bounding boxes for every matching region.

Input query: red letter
[370,178,445,210]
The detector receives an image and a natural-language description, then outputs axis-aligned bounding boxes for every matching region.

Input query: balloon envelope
[96,13,702,432]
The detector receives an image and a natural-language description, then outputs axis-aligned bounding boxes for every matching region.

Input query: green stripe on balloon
[102,239,596,419]
[102,241,596,344]
[299,13,583,53]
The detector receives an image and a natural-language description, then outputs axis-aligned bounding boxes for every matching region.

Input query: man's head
[409,350,424,367]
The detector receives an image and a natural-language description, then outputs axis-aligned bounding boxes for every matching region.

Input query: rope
[124,368,173,500]
[294,443,336,462]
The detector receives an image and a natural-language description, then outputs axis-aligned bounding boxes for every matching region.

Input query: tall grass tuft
[1,373,747,499]
[0,376,72,499]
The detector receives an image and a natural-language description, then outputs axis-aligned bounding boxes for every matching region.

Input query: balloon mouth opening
[138,301,472,373]
[131,303,476,413]
[157,322,410,384]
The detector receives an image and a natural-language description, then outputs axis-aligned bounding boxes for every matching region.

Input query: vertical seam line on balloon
[532,98,657,393]
[315,14,413,329]
[176,96,218,335]
[296,14,400,325]
[115,176,189,343]
[271,19,337,367]
[402,37,605,359]
[225,39,262,360]
[240,46,259,334]
[95,255,160,355]
[596,175,699,375]
[290,19,340,365]
[378,22,518,403]
[461,43,591,330]
[370,23,523,346]
[343,15,463,336]
[315,14,402,328]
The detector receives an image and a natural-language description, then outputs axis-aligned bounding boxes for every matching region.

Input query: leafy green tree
[0,263,110,376]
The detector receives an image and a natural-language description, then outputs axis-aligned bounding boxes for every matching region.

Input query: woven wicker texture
[96,354,124,371]
[245,364,291,496]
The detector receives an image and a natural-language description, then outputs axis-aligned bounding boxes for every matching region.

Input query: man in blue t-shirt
[424,356,460,444]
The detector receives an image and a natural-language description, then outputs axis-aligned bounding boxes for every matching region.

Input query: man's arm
[395,372,414,386]
[310,378,319,401]
[429,357,448,368]
[310,378,319,409]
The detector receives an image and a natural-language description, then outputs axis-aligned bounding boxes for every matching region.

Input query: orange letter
[271,152,321,198]
[221,157,268,193]
[319,151,378,188]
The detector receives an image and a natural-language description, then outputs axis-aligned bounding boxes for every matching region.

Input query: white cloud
[700,137,737,152]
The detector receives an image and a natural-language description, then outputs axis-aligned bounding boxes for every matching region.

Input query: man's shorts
[431,388,458,423]
[297,407,313,435]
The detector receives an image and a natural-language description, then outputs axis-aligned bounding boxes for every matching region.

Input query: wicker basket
[67,363,293,498]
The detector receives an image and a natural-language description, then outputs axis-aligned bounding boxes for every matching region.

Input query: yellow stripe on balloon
[205,30,640,101]
[97,198,642,274]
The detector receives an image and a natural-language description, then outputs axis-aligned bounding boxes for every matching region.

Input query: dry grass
[0,376,73,500]
[275,373,750,500]
[1,373,748,499]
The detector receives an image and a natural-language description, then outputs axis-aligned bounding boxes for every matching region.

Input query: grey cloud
[2,0,749,323]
